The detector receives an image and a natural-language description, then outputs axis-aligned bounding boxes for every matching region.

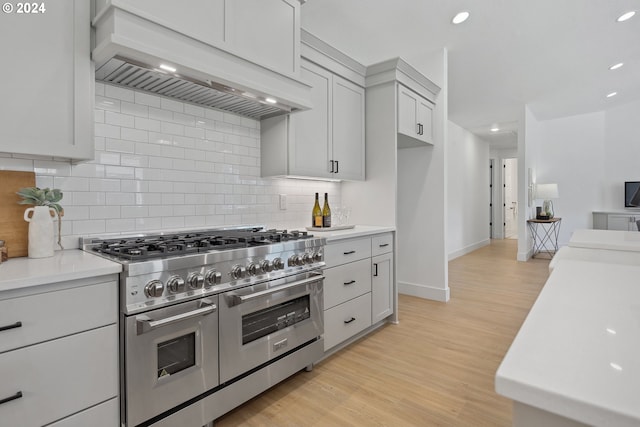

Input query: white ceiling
[300,0,640,148]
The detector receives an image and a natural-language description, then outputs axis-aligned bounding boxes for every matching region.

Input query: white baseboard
[517,247,533,261]
[398,281,450,302]
[448,238,490,261]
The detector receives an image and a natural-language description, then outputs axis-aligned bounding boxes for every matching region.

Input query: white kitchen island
[496,258,640,427]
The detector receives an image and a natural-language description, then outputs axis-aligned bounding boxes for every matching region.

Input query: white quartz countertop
[0,250,122,298]
[496,259,640,426]
[568,229,640,252]
[306,225,395,241]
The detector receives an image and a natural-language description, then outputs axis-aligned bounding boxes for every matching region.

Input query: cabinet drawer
[324,237,371,267]
[0,281,117,354]
[323,259,372,310]
[371,233,393,256]
[324,293,372,351]
[50,397,118,427]
[0,325,118,427]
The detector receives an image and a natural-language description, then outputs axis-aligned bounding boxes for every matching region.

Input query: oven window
[242,295,311,345]
[157,333,196,378]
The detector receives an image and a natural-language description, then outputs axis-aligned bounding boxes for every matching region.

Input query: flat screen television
[625,181,640,207]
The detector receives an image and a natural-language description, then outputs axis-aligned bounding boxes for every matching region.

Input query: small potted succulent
[17,187,64,257]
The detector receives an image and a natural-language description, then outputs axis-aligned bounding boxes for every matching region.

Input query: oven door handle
[225,273,323,307]
[136,299,217,335]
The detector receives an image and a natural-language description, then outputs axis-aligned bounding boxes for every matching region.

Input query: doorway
[503,158,518,239]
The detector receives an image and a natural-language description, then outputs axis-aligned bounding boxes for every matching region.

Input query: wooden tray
[0,171,36,258]
[306,225,355,232]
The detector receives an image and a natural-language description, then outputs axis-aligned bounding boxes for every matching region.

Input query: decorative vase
[24,206,56,258]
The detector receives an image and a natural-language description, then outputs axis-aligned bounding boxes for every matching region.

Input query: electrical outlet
[279,194,287,210]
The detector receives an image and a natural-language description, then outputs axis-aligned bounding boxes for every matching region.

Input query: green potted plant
[16,187,65,256]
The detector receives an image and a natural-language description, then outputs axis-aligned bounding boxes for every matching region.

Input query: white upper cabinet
[261,31,365,181]
[0,0,93,160]
[397,85,434,147]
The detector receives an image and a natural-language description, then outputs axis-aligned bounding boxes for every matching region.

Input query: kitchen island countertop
[496,259,640,426]
[0,249,122,300]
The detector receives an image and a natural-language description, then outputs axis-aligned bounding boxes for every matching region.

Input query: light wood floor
[216,239,550,426]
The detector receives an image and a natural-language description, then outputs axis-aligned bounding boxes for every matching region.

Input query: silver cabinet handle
[136,299,216,335]
[225,273,323,307]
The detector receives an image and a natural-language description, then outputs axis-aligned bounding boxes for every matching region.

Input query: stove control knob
[302,253,314,264]
[261,260,273,273]
[288,255,301,267]
[167,276,186,293]
[272,258,284,270]
[231,265,246,280]
[313,250,323,262]
[204,269,222,286]
[187,273,205,289]
[144,280,164,298]
[247,262,262,276]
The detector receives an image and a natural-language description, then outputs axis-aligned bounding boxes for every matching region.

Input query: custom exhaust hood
[92,5,312,120]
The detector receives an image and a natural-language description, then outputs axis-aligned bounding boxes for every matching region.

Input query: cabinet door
[372,253,393,323]
[332,76,365,181]
[226,0,299,75]
[416,98,434,144]
[0,0,93,160]
[608,215,634,231]
[397,86,419,138]
[289,61,332,178]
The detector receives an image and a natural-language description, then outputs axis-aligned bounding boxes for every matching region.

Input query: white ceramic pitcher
[24,206,56,258]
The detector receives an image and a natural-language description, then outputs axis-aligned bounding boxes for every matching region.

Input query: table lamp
[535,183,559,218]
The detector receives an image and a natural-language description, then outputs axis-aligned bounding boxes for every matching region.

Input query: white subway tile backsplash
[160,98,184,113]
[121,128,149,143]
[105,84,135,102]
[122,101,149,118]
[135,92,161,108]
[0,87,341,246]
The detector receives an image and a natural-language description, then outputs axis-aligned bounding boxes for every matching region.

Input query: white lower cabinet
[0,278,118,427]
[324,293,372,350]
[323,232,394,352]
[592,212,640,231]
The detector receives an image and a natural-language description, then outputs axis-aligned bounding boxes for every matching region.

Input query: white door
[504,158,518,239]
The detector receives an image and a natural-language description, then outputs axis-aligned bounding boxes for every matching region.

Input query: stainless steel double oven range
[83,227,325,427]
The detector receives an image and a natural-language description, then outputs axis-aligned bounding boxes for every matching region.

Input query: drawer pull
[379,243,389,247]
[343,250,356,255]
[0,391,22,406]
[0,321,22,333]
[344,317,356,324]
[343,280,356,285]
[373,263,378,277]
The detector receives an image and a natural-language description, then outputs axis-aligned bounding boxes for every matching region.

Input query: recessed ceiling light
[159,64,177,73]
[609,62,624,70]
[452,11,470,24]
[490,127,499,132]
[265,97,277,104]
[606,91,618,98]
[616,11,635,22]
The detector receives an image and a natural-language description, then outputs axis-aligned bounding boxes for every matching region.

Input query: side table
[527,218,561,259]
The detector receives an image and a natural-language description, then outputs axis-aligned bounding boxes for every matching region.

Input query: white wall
[0,83,340,248]
[520,108,605,255]
[603,100,640,210]
[447,121,490,260]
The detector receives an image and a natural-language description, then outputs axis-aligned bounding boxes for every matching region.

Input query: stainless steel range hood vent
[96,57,292,120]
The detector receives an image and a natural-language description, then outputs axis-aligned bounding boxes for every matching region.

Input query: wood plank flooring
[215,239,550,426]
